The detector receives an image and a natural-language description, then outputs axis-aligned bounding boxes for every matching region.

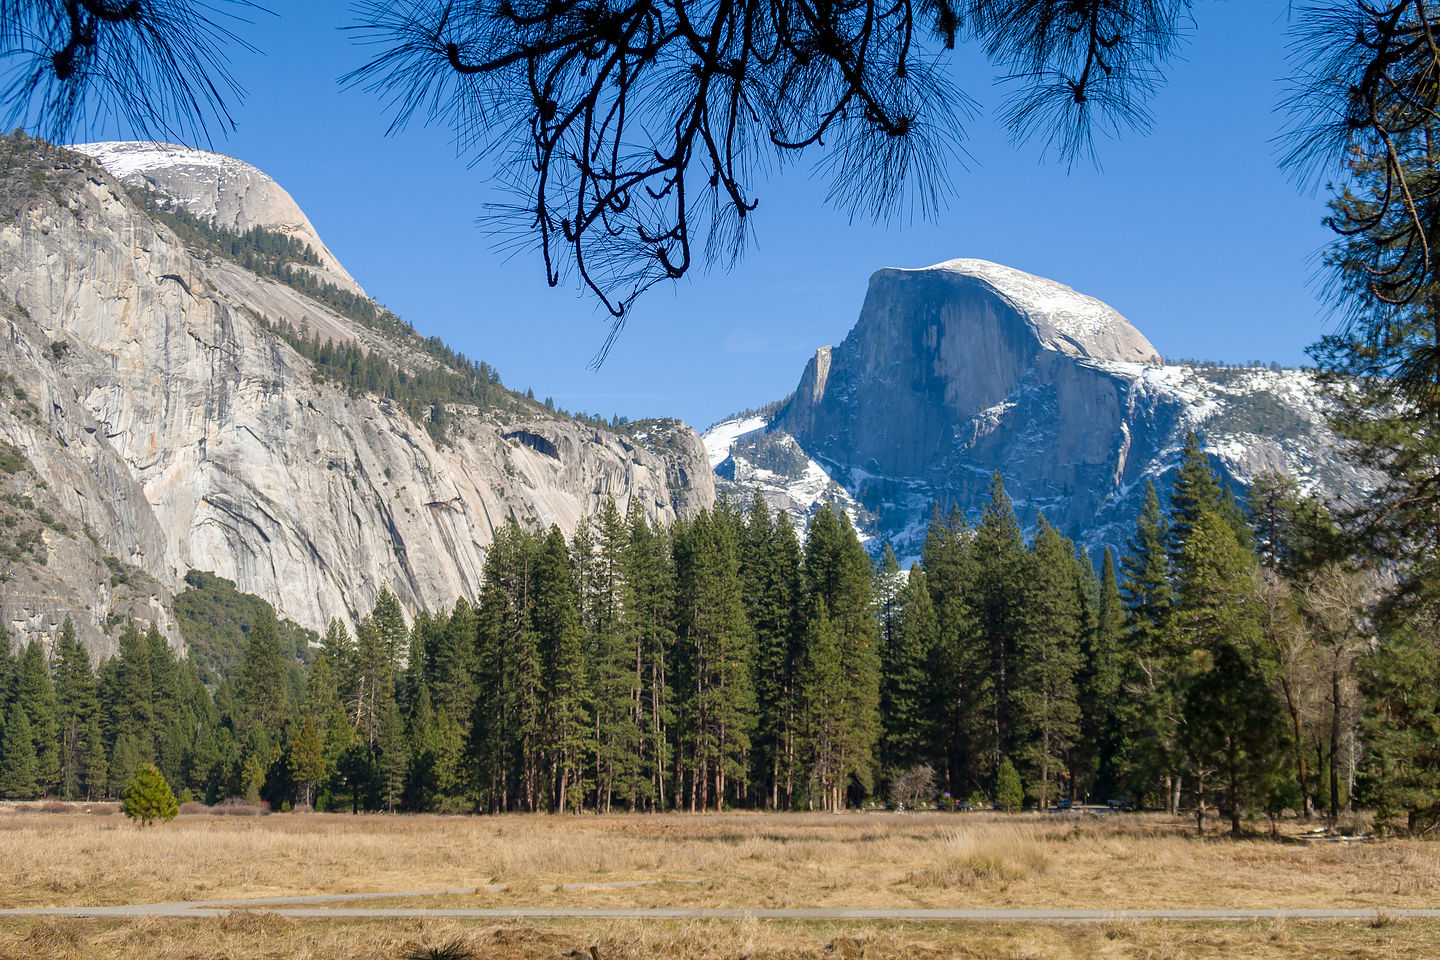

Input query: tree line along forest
[0,434,1428,834]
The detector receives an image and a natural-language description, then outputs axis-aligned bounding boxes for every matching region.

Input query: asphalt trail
[2,889,1437,923]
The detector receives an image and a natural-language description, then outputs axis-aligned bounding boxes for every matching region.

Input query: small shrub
[121,765,179,826]
[996,758,1025,813]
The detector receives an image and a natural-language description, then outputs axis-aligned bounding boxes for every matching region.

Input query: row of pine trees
[0,435,1431,832]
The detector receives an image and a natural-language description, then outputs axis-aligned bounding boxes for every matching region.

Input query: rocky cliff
[707,259,1366,556]
[0,135,712,656]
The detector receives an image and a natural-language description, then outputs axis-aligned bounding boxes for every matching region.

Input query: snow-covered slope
[898,259,1161,362]
[70,141,364,296]
[705,260,1366,557]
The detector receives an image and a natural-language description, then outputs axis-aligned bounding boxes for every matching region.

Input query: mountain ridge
[706,260,1364,557]
[0,134,712,657]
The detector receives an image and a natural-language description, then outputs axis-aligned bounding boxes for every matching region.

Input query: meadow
[1,807,1438,958]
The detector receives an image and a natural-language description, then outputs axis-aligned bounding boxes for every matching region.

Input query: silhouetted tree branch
[0,0,252,144]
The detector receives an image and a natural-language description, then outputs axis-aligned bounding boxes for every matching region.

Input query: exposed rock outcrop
[0,136,712,655]
[708,259,1366,556]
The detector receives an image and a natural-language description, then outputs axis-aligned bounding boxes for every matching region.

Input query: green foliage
[995,757,1024,812]
[0,703,37,797]
[0,440,25,474]
[121,764,179,825]
[1360,627,1440,835]
[172,570,315,684]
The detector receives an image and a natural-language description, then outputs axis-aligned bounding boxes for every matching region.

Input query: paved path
[2,889,1437,923]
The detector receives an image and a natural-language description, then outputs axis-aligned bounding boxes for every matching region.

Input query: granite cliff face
[0,136,712,656]
[708,259,1365,556]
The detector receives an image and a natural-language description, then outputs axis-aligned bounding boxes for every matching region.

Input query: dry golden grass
[0,806,1435,915]
[3,915,1440,960]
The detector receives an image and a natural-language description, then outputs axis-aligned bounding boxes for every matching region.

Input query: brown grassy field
[3,914,1439,960]
[1,807,1437,958]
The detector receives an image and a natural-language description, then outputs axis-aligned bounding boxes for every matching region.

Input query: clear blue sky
[81,2,1332,430]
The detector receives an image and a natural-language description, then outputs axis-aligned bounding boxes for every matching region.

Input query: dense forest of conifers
[0,434,1432,833]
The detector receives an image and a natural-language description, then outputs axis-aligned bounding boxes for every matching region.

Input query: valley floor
[0,809,1435,958]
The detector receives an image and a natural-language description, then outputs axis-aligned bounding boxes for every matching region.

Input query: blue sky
[78,2,1332,430]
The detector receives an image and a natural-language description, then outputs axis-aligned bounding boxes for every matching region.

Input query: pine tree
[1175,509,1286,836]
[79,712,107,800]
[376,699,408,812]
[1116,483,1181,810]
[288,715,326,807]
[674,506,756,810]
[920,504,982,795]
[0,704,38,798]
[1013,518,1083,809]
[622,502,676,810]
[881,564,936,783]
[13,639,60,794]
[430,597,477,725]
[472,521,543,811]
[803,504,881,805]
[101,622,154,773]
[995,757,1024,812]
[971,474,1031,783]
[1075,549,1124,800]
[122,764,179,825]
[108,730,144,796]
[235,609,289,740]
[742,490,803,809]
[1169,432,1221,565]
[797,599,844,810]
[584,498,642,812]
[53,617,99,799]
[535,525,591,812]
[1360,626,1440,834]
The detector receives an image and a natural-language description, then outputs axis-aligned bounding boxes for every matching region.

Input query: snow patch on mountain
[902,259,1160,363]
[70,140,364,297]
[704,417,875,543]
[703,415,765,469]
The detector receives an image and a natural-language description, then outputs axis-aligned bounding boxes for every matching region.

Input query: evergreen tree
[535,525,591,811]
[1175,509,1285,836]
[583,499,642,811]
[881,564,936,783]
[79,712,107,800]
[1076,548,1124,800]
[1360,626,1440,834]
[971,474,1031,785]
[742,490,802,809]
[101,622,154,768]
[622,502,676,809]
[674,506,756,810]
[1169,432,1221,565]
[429,597,477,725]
[288,715,326,807]
[803,504,881,804]
[53,617,99,799]
[920,504,982,795]
[1013,518,1083,808]
[472,521,543,811]
[13,639,60,794]
[122,764,179,825]
[995,756,1024,812]
[1116,483,1181,810]
[797,599,844,810]
[0,704,38,797]
[235,609,289,740]
[109,729,145,795]
[376,699,408,812]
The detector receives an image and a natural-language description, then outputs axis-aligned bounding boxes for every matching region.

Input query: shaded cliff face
[716,259,1363,556]
[0,137,712,655]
